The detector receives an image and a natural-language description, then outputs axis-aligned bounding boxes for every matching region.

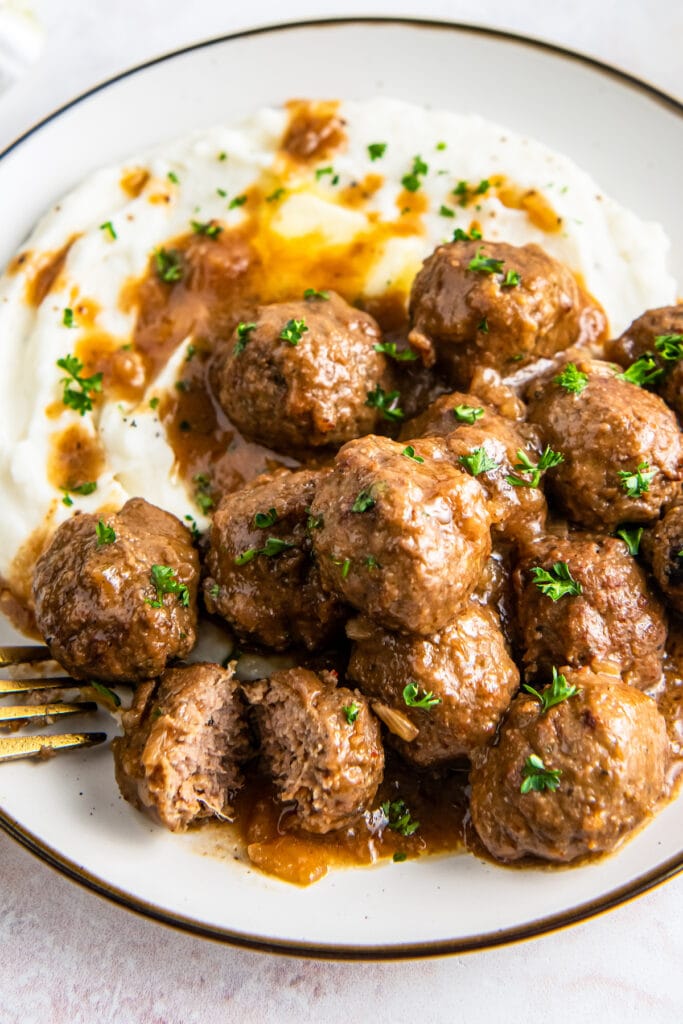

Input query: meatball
[215,291,391,452]
[514,532,666,689]
[407,240,606,385]
[113,662,250,832]
[245,668,384,833]
[642,503,683,614]
[470,673,668,862]
[309,435,492,635]
[347,603,519,766]
[527,358,682,528]
[33,498,198,682]
[607,305,683,418]
[203,469,346,651]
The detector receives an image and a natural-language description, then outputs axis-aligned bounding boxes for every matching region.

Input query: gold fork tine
[0,731,107,762]
[0,701,98,724]
[0,677,77,696]
[0,645,53,667]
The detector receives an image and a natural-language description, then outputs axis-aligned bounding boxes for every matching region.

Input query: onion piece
[371,700,419,742]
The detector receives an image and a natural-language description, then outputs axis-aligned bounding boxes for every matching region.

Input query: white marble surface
[0,1,682,1020]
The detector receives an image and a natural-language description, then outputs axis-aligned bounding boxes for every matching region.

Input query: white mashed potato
[0,97,676,590]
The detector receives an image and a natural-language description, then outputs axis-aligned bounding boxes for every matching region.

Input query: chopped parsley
[61,493,73,507]
[216,188,227,198]
[654,333,683,361]
[436,141,447,151]
[90,681,121,708]
[452,226,482,242]
[95,520,116,546]
[618,461,656,497]
[467,248,505,274]
[381,799,420,837]
[506,446,564,488]
[254,507,278,529]
[520,754,562,794]
[99,221,117,240]
[315,166,335,180]
[401,155,428,192]
[478,317,489,333]
[208,582,221,599]
[523,667,580,713]
[279,318,308,346]
[154,247,183,283]
[458,447,499,476]
[555,362,588,394]
[190,219,223,239]
[228,194,247,209]
[193,472,214,514]
[184,514,200,542]
[615,525,644,556]
[62,307,76,328]
[402,445,424,464]
[393,851,408,863]
[66,481,97,498]
[146,564,190,608]
[616,355,664,387]
[531,561,582,600]
[218,151,227,161]
[364,555,381,570]
[56,354,103,415]
[266,187,286,202]
[352,488,375,513]
[303,287,329,301]
[343,703,360,724]
[340,557,352,579]
[501,269,521,288]
[453,403,484,425]
[234,537,295,565]
[167,170,180,184]
[368,142,387,161]
[365,384,404,422]
[373,341,418,362]
[306,512,324,531]
[149,396,160,411]
[403,682,442,709]
[439,204,455,218]
[234,321,257,354]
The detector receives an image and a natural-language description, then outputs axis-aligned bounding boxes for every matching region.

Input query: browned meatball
[470,673,668,862]
[514,532,666,689]
[245,668,384,834]
[607,305,683,418]
[642,503,683,614]
[527,358,683,528]
[203,469,346,651]
[309,435,492,635]
[113,662,251,832]
[407,240,606,385]
[33,498,198,682]
[215,291,391,452]
[347,603,519,766]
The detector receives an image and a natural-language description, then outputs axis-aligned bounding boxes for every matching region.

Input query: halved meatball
[113,662,250,832]
[607,305,683,418]
[309,435,492,635]
[347,602,519,766]
[245,668,384,834]
[514,532,667,689]
[527,358,683,528]
[407,240,606,385]
[203,469,346,651]
[33,498,198,682]
[642,503,683,615]
[215,291,391,452]
[470,673,668,862]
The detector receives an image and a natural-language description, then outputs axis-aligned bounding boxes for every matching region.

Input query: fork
[0,646,107,763]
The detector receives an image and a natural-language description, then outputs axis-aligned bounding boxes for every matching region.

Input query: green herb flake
[234,321,257,355]
[62,492,73,507]
[218,151,227,161]
[478,317,489,334]
[365,555,381,570]
[403,681,442,710]
[615,525,644,556]
[184,515,200,542]
[306,512,324,531]
[373,341,418,362]
[402,445,424,464]
[167,171,180,184]
[193,472,214,514]
[616,356,664,387]
[254,507,278,529]
[343,703,360,724]
[95,519,116,546]
[436,141,447,151]
[303,288,329,301]
[266,187,286,202]
[501,269,521,288]
[99,221,117,240]
[654,333,683,361]
[467,248,505,275]
[520,754,562,794]
[618,461,656,498]
[458,446,499,477]
[365,384,404,422]
[90,680,121,708]
[506,446,564,489]
[154,247,183,283]
[228,194,247,210]
[453,403,484,425]
[146,563,190,608]
[216,187,227,198]
[315,166,335,180]
[368,142,387,161]
[439,204,455,218]
[62,307,76,328]
[56,354,103,415]
[523,667,580,714]
[352,489,375,514]
[72,481,97,496]
[554,362,588,394]
[401,155,428,192]
[341,557,351,579]
[149,396,160,411]
[381,798,420,837]
[208,582,221,599]
[234,537,295,566]
[190,219,223,239]
[392,851,408,862]
[531,561,582,601]
[279,318,308,346]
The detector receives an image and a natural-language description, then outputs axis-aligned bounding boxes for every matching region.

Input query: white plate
[1,18,682,959]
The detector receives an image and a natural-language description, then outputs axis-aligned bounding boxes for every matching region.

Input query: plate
[1,18,682,960]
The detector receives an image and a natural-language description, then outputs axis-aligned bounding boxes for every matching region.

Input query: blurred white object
[0,1,43,95]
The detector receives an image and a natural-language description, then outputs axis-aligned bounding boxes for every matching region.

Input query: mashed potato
[0,97,676,615]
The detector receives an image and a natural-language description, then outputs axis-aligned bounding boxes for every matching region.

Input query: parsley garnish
[393,851,408,862]
[234,321,257,354]
[618,462,656,497]
[401,155,428,192]
[365,384,404,421]
[520,754,562,794]
[458,447,499,476]
[191,219,223,238]
[403,682,441,709]
[149,396,160,410]
[616,356,664,387]
[401,445,424,464]
[234,537,295,565]
[615,525,644,556]
[340,557,351,578]
[368,142,387,161]
[476,178,491,194]
[352,489,375,513]
[453,403,484,424]
[218,151,227,161]
[216,188,227,198]
[228,194,247,210]
[365,555,381,570]
[439,205,455,218]
[184,514,200,542]
[167,170,180,184]
[266,187,286,202]
[62,493,73,507]
[654,333,683,361]
[478,317,489,333]
[555,363,588,394]
[193,473,214,514]
[373,341,418,362]
[523,667,579,713]
[501,269,521,288]
[343,703,360,724]
[531,562,582,600]
[452,227,482,242]
[57,354,103,415]
[99,221,117,240]
[381,799,420,837]
[62,307,75,328]
[280,318,308,346]
[436,141,447,151]
[65,481,97,499]
[506,446,564,488]
[306,512,324,531]
[146,564,190,608]
[315,166,335,180]
[90,681,121,708]
[208,582,221,598]
[303,287,329,301]
[154,247,183,283]
[95,520,116,546]
[254,507,278,529]
[467,248,505,275]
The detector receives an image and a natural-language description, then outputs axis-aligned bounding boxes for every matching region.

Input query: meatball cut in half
[470,671,669,863]
[204,469,345,651]
[407,239,605,385]
[245,668,384,834]
[347,603,519,767]
[216,291,391,453]
[527,358,682,529]
[113,662,251,832]
[514,533,666,689]
[642,504,683,615]
[310,435,492,636]
[607,305,683,419]
[33,498,199,683]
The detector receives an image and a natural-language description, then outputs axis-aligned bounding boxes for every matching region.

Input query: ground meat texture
[469,675,668,862]
[407,240,606,386]
[203,469,346,651]
[607,305,683,418]
[526,358,683,529]
[33,498,198,682]
[215,291,390,453]
[245,668,384,833]
[347,603,519,766]
[514,533,666,689]
[113,662,250,832]
[642,504,683,614]
[309,435,492,635]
